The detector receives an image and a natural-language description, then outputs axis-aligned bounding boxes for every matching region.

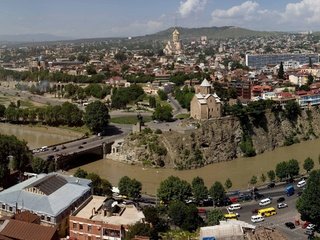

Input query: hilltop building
[163,28,183,56]
[190,79,222,120]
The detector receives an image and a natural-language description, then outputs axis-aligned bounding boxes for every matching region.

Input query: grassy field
[175,113,190,119]
[110,115,152,125]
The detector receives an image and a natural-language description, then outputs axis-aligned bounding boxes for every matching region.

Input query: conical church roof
[200,78,211,87]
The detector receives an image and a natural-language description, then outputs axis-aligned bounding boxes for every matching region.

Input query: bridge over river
[33,124,132,170]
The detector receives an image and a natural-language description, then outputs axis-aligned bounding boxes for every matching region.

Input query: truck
[286,185,295,196]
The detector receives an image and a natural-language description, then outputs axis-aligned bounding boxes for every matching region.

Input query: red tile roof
[0,219,59,240]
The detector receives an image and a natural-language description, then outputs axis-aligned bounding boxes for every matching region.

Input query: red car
[230,197,238,203]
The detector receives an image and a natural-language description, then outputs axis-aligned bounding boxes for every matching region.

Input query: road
[167,94,188,117]
[219,181,310,240]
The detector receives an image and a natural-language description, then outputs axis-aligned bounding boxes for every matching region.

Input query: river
[0,123,82,149]
[1,123,319,195]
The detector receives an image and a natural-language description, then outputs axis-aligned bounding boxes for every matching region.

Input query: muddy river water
[1,123,319,195]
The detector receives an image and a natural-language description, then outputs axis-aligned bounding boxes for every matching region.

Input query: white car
[307,224,316,230]
[259,198,272,206]
[251,215,264,223]
[297,180,306,188]
[277,202,288,209]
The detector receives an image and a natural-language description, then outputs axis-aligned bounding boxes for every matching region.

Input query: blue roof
[0,173,91,217]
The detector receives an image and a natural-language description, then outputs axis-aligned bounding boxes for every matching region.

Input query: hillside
[134,26,284,42]
[113,107,320,170]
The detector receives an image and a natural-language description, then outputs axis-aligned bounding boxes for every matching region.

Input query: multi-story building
[69,196,145,240]
[245,53,319,69]
[0,172,92,236]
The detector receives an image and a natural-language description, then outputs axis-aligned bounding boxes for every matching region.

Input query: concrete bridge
[33,133,127,170]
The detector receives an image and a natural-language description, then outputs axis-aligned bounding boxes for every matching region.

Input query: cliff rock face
[116,108,320,169]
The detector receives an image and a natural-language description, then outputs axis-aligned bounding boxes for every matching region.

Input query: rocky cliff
[116,107,320,169]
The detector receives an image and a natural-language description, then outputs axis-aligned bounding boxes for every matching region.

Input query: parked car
[307,224,316,230]
[305,229,315,236]
[78,145,84,149]
[277,202,288,209]
[297,180,306,188]
[277,197,285,203]
[254,192,265,200]
[285,222,296,229]
[61,145,66,149]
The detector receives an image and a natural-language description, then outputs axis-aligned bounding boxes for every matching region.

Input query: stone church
[190,79,222,120]
[163,28,183,55]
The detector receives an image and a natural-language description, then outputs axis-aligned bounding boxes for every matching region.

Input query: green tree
[0,104,5,118]
[191,177,208,204]
[86,172,102,195]
[278,61,285,79]
[152,104,173,122]
[297,170,320,223]
[143,206,159,226]
[100,179,113,197]
[118,176,142,199]
[149,96,156,108]
[84,101,110,133]
[260,173,266,183]
[276,161,288,180]
[60,102,83,126]
[31,157,48,174]
[73,168,88,178]
[125,222,151,240]
[118,176,131,197]
[284,100,301,122]
[209,181,226,206]
[0,134,32,186]
[207,209,224,226]
[250,175,257,185]
[303,157,314,173]
[267,170,276,182]
[224,178,232,190]
[157,176,192,203]
[287,159,300,178]
[168,201,203,232]
[157,90,168,101]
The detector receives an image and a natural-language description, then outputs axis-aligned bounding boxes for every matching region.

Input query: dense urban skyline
[0,0,319,39]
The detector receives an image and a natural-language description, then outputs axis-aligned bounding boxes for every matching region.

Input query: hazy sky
[0,0,318,38]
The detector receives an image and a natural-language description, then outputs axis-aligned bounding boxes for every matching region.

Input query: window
[2,204,5,210]
[73,222,77,229]
[87,225,92,232]
[79,224,83,230]
[41,215,45,220]
[9,207,12,212]
[46,216,51,222]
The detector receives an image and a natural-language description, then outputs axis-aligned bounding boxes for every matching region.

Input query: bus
[224,213,238,220]
[258,207,277,217]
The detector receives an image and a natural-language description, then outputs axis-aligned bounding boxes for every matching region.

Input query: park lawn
[110,115,152,125]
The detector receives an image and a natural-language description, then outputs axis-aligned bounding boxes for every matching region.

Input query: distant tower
[172,29,180,43]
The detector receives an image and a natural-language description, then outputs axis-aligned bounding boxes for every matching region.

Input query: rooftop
[0,173,91,217]
[74,196,145,226]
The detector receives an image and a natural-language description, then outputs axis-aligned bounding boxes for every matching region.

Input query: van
[251,215,264,223]
[259,198,272,206]
[297,180,306,188]
[228,203,241,211]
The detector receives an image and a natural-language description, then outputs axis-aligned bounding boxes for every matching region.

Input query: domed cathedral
[163,28,183,56]
[190,79,222,120]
